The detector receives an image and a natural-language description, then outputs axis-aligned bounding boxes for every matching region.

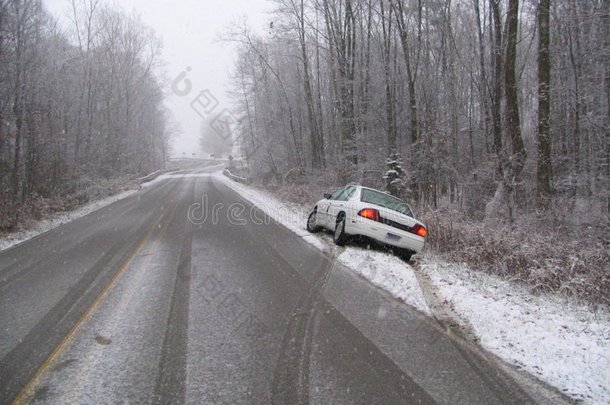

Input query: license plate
[386,232,401,241]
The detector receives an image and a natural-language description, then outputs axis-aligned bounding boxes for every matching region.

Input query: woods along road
[0,164,563,404]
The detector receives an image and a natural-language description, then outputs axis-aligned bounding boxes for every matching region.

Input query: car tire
[306,210,322,233]
[396,248,414,263]
[333,214,347,246]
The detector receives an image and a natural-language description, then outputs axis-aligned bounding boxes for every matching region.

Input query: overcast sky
[43,0,272,157]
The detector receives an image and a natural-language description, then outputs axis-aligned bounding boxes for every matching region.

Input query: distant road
[0,164,555,404]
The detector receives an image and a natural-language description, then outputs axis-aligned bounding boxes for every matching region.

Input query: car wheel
[333,214,348,246]
[306,210,322,233]
[396,248,413,262]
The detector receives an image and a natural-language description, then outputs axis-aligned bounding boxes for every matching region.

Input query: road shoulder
[213,171,609,404]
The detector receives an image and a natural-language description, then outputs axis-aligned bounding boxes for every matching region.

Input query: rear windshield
[360,189,413,217]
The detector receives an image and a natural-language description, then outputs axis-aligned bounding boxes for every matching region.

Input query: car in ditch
[306,185,427,261]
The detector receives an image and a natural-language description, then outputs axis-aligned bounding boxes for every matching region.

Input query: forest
[228,0,609,303]
[0,0,608,303]
[0,0,170,230]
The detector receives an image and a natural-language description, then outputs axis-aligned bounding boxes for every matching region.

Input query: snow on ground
[216,171,610,404]
[337,249,431,316]
[418,255,610,404]
[0,188,138,253]
[0,169,184,252]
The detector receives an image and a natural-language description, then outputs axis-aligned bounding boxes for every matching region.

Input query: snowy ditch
[212,172,610,405]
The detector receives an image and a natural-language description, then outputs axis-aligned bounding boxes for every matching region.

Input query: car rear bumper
[346,217,425,253]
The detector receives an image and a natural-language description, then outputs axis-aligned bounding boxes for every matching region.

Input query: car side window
[330,187,346,200]
[342,187,356,201]
[336,186,356,201]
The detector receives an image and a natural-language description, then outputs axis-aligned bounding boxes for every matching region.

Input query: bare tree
[228,0,607,225]
[391,0,421,149]
[536,0,552,209]
[293,0,325,168]
[322,0,358,167]
[0,1,168,229]
[380,0,397,151]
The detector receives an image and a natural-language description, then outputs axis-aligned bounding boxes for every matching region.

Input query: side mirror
[324,193,332,199]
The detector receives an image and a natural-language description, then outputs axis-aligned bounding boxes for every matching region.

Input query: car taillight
[358,208,380,222]
[412,224,428,238]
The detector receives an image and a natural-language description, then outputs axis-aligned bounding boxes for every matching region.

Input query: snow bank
[418,255,610,404]
[0,166,179,253]
[337,249,431,315]
[0,189,137,252]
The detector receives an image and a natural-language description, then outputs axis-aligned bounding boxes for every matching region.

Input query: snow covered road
[0,166,568,404]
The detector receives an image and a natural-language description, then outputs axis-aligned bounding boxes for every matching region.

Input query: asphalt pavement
[0,165,562,404]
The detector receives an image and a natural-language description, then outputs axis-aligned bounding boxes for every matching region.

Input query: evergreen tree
[383,151,407,197]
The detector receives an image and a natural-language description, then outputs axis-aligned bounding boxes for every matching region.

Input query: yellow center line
[12,187,185,405]
[61,190,185,403]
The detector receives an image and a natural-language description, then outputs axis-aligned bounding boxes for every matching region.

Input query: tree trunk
[297,0,324,169]
[473,0,492,153]
[393,0,420,148]
[380,0,396,152]
[536,0,552,209]
[567,1,581,201]
[322,0,358,167]
[391,0,422,199]
[604,0,610,215]
[12,0,26,204]
[490,0,503,160]
[504,0,526,214]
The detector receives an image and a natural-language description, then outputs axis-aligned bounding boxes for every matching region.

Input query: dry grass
[0,175,136,233]
[421,209,609,307]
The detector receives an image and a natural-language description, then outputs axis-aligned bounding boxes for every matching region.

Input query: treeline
[0,0,169,229]
[231,0,608,222]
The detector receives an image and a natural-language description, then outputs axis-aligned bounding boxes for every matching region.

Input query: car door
[341,186,358,221]
[327,186,356,226]
[318,187,346,227]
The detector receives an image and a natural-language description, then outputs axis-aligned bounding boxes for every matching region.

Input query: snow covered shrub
[421,209,609,306]
[0,175,138,234]
[0,193,51,232]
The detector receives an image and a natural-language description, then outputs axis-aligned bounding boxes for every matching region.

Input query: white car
[306,185,427,261]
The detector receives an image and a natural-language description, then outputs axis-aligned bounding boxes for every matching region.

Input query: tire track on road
[271,258,334,405]
[7,181,184,405]
[409,261,478,342]
[214,178,434,403]
[152,181,194,404]
[0,178,178,289]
